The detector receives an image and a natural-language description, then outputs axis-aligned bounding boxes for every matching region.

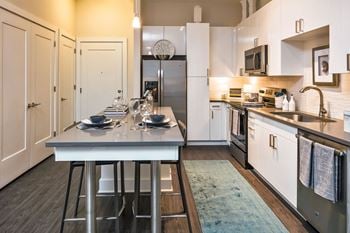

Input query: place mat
[183,160,288,233]
[137,120,177,129]
[77,120,120,130]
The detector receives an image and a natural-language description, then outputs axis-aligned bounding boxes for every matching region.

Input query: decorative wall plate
[152,39,175,60]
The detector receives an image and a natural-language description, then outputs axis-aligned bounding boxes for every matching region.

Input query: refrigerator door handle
[160,69,164,106]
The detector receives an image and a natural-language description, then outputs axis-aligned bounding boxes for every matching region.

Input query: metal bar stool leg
[60,163,74,233]
[114,162,120,233]
[132,162,141,233]
[121,161,125,197]
[74,165,84,217]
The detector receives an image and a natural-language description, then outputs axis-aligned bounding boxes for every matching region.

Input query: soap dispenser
[288,94,296,112]
[282,95,289,111]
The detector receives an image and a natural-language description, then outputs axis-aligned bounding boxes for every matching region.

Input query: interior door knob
[31,102,41,108]
[61,98,67,101]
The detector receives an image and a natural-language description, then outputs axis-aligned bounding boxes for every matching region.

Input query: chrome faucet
[299,86,327,117]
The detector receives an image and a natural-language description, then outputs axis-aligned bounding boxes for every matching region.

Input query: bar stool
[60,161,126,233]
[132,120,191,232]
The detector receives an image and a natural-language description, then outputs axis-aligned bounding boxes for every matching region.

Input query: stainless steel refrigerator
[142,59,187,125]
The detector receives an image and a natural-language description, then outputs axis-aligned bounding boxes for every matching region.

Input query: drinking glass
[140,102,152,132]
[129,98,140,130]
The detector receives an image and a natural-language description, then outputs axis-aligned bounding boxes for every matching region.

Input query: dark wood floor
[0,146,309,233]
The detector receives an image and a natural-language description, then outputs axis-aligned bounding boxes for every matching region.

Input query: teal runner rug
[183,160,288,233]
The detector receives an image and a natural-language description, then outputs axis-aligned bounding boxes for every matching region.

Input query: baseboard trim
[188,141,229,146]
[98,177,173,193]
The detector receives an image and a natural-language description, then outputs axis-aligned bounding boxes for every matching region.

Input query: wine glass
[140,102,152,132]
[129,98,140,130]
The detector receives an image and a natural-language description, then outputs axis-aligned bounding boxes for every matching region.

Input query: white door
[187,77,210,141]
[29,24,55,167]
[80,42,124,120]
[59,35,76,132]
[0,10,31,188]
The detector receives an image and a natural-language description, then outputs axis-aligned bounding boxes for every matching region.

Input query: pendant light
[133,0,141,28]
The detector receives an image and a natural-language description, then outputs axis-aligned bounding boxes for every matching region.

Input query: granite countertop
[249,108,350,147]
[46,107,184,147]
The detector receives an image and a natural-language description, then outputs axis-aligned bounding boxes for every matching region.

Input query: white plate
[143,117,171,125]
[81,118,113,127]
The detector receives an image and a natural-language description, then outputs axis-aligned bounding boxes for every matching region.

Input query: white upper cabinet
[210,27,235,77]
[164,26,186,56]
[330,0,350,74]
[186,23,210,77]
[281,0,331,40]
[235,16,255,76]
[142,26,163,56]
[142,26,186,56]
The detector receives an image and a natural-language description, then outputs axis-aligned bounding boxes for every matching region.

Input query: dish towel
[299,136,313,188]
[313,142,340,202]
[231,110,240,136]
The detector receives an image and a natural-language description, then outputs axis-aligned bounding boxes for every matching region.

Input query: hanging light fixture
[133,0,141,28]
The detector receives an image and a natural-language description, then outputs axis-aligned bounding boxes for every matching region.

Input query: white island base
[99,163,173,193]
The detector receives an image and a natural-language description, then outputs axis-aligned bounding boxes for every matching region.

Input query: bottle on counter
[282,95,289,111]
[288,94,296,111]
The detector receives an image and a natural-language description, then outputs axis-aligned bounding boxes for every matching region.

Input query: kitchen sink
[271,112,336,123]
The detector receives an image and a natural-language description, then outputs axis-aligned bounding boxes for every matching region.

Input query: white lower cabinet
[209,103,226,141]
[248,112,298,207]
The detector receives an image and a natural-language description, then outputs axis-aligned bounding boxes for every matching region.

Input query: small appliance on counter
[229,87,287,169]
[259,87,287,108]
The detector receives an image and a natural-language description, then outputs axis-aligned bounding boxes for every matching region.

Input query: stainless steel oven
[228,103,250,168]
[244,45,268,75]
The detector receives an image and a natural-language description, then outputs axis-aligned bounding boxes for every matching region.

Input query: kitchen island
[46,107,184,233]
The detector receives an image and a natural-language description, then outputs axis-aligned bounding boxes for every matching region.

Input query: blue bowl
[90,115,106,124]
[150,114,165,123]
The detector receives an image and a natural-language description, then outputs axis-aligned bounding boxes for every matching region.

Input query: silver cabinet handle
[269,134,273,148]
[157,69,160,79]
[299,18,304,33]
[347,54,350,71]
[272,135,277,149]
[295,20,299,33]
[211,110,214,119]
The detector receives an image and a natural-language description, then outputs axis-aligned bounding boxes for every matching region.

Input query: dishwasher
[297,130,348,233]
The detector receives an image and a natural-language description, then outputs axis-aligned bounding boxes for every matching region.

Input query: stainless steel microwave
[244,45,268,75]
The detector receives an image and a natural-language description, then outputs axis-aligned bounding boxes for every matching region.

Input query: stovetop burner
[229,101,265,110]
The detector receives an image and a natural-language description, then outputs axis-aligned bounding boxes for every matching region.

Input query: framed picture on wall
[312,45,339,86]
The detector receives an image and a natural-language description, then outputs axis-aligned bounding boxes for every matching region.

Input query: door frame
[76,37,128,121]
[57,30,76,133]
